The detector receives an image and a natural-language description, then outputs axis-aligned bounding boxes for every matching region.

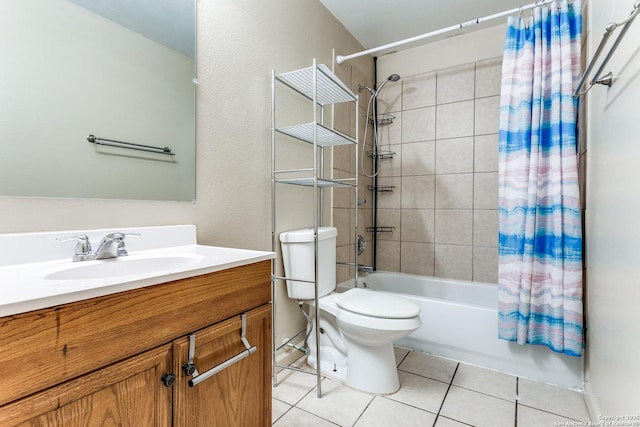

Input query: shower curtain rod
[336,0,557,64]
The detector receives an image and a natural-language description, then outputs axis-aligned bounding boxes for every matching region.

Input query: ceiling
[319,0,529,55]
[70,0,195,57]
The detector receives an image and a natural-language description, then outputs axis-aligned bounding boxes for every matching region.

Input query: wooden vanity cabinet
[1,344,173,426]
[0,260,272,427]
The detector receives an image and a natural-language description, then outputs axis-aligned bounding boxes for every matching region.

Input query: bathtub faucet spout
[357,265,373,273]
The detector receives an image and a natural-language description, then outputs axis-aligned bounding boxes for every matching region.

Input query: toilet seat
[336,288,420,319]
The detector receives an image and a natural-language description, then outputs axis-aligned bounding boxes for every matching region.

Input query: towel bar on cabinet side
[183,313,257,388]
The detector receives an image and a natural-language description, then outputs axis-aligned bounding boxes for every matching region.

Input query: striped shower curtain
[498,0,583,356]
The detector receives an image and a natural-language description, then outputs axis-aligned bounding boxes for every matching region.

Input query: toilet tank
[279,227,337,300]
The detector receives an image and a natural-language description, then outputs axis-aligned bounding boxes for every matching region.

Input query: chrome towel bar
[183,313,257,388]
[86,134,175,156]
[574,1,640,97]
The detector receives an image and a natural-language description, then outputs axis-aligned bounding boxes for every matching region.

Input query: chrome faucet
[95,232,126,259]
[57,234,95,262]
[58,232,140,261]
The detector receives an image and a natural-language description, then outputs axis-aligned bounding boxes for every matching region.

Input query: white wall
[377,24,507,82]
[0,0,372,347]
[583,0,640,415]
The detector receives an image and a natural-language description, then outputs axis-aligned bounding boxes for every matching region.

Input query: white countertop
[0,225,275,317]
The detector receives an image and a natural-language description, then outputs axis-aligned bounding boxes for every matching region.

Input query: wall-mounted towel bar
[574,1,640,97]
[86,134,175,156]
[183,313,257,388]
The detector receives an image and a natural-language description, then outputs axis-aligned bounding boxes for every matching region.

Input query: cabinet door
[0,344,172,427]
[173,304,272,427]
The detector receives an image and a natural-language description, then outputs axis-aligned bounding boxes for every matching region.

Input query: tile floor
[272,347,591,426]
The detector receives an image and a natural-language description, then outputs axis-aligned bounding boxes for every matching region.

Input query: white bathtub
[339,271,583,390]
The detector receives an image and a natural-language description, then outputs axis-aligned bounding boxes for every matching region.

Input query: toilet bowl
[280,227,421,394]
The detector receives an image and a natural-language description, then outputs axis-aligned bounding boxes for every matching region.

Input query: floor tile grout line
[285,374,325,408]
[272,401,293,425]
[438,415,475,426]
[351,395,377,427]
[514,377,519,427]
[396,348,411,366]
[381,394,439,419]
[290,405,344,426]
[432,362,460,427]
[397,367,455,386]
[516,402,590,423]
[448,383,518,404]
[271,397,293,425]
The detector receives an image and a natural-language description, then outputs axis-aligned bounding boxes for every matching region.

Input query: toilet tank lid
[280,227,337,243]
[336,288,420,319]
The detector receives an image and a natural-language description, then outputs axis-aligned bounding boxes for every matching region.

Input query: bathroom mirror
[0,0,196,201]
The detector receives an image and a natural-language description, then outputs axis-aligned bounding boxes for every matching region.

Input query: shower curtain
[497,0,583,356]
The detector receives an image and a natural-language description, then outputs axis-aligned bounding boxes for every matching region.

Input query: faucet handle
[103,232,141,240]
[115,232,141,257]
[56,234,95,262]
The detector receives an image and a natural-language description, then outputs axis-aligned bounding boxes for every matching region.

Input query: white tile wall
[402,107,436,142]
[475,96,501,135]
[435,244,473,280]
[435,174,474,209]
[474,134,499,172]
[402,141,435,175]
[401,209,435,243]
[402,176,436,209]
[436,137,474,174]
[400,241,435,276]
[435,210,473,245]
[402,71,436,110]
[436,100,475,139]
[474,172,499,210]
[354,58,504,284]
[437,63,475,104]
[475,57,503,98]
[376,81,403,113]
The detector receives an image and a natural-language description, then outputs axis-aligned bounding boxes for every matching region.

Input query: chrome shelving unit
[271,59,358,398]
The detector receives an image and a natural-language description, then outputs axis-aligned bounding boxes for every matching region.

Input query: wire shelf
[366,226,396,233]
[276,64,356,106]
[368,113,396,126]
[368,185,395,192]
[366,150,396,159]
[276,177,356,188]
[276,122,356,147]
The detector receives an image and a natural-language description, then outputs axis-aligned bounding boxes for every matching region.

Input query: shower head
[374,73,401,94]
[357,73,401,97]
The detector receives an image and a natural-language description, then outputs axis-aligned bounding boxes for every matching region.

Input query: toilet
[280,227,421,394]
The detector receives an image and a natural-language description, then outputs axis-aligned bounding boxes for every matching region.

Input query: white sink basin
[44,254,206,281]
[0,224,275,317]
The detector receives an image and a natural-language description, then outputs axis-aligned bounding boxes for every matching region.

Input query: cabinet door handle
[185,313,257,388]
